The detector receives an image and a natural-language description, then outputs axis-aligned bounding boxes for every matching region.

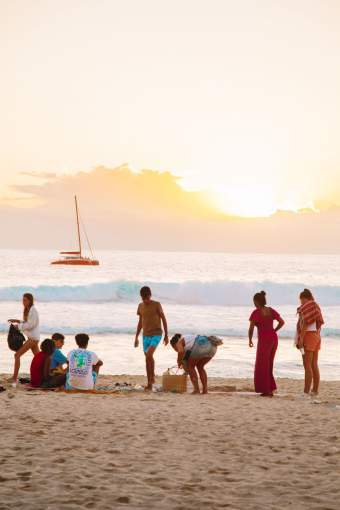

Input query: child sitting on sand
[66,334,103,390]
[30,338,55,388]
[134,286,169,390]
[51,333,68,373]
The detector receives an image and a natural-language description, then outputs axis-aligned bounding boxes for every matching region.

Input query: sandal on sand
[19,377,31,385]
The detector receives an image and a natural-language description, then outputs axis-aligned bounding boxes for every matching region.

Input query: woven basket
[162,367,187,393]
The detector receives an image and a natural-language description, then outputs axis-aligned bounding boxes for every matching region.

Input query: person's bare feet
[202,389,208,394]
[144,385,153,391]
[6,377,16,384]
[191,390,200,394]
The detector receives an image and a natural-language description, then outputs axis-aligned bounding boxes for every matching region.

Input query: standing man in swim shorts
[134,286,169,390]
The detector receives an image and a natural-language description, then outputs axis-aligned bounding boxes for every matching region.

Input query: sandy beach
[0,375,339,510]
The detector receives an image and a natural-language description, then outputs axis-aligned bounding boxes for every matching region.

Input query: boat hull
[51,259,99,266]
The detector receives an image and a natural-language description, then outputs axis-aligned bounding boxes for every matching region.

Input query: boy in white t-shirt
[66,334,103,390]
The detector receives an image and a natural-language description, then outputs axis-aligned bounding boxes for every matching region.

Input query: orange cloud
[1,165,339,253]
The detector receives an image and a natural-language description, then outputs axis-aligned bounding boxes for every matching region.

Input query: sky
[1,0,340,249]
[1,165,340,253]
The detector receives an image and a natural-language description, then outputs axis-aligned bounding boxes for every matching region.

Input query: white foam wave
[1,280,340,306]
[0,324,339,338]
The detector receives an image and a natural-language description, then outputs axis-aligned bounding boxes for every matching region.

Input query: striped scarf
[296,300,324,341]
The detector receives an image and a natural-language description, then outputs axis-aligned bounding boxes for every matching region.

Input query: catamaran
[51,196,99,266]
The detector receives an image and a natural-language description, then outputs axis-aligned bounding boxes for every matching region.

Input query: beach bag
[207,335,223,346]
[190,335,219,359]
[162,367,187,393]
[7,324,25,351]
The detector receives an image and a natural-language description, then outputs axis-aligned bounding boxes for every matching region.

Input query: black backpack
[7,324,25,351]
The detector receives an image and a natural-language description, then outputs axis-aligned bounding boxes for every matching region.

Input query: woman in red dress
[248,291,285,397]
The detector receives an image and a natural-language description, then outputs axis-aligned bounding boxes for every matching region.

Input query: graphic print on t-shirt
[71,351,91,376]
[67,348,99,390]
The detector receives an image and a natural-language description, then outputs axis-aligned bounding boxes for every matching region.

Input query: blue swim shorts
[65,371,97,390]
[143,335,162,353]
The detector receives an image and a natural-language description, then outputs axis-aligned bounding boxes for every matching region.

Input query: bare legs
[187,358,200,394]
[187,357,211,394]
[311,350,320,394]
[144,346,156,390]
[303,350,320,394]
[11,339,39,382]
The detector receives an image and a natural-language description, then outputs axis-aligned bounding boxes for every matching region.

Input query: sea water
[1,250,340,379]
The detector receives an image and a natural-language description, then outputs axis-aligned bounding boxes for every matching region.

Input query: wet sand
[0,375,339,510]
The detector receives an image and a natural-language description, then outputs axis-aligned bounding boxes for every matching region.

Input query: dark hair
[40,338,55,355]
[52,333,65,342]
[140,286,152,299]
[23,293,34,321]
[300,288,314,300]
[75,333,89,348]
[170,334,182,347]
[253,291,267,307]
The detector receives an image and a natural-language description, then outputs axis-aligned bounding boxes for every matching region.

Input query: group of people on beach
[248,288,323,397]
[7,294,103,391]
[6,285,324,396]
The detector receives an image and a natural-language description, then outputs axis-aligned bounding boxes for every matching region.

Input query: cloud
[19,172,57,179]
[1,165,339,253]
[11,165,220,220]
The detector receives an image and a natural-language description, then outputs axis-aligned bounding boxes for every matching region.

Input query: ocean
[1,250,340,379]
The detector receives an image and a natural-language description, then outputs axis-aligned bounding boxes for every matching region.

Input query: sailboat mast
[75,195,82,257]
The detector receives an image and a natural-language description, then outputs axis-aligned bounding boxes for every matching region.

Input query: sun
[213,185,277,218]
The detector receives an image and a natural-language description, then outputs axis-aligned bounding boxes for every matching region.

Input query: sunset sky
[1,1,340,237]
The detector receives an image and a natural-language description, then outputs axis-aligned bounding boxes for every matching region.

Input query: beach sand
[0,375,339,510]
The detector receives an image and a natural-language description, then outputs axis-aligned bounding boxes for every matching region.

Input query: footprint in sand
[116,496,130,504]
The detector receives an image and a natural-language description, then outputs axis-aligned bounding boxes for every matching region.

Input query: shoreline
[1,374,340,401]
[2,332,340,380]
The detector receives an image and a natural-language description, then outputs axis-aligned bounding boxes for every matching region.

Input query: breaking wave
[1,280,340,306]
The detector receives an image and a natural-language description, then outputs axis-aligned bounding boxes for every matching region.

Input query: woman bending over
[170,334,222,394]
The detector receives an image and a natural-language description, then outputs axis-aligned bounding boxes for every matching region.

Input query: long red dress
[249,308,282,394]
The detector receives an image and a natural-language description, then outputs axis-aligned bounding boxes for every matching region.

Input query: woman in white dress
[8,293,40,383]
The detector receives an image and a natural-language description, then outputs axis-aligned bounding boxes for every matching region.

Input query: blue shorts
[143,335,162,353]
[66,371,97,390]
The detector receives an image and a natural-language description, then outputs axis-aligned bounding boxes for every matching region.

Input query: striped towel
[296,300,324,342]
